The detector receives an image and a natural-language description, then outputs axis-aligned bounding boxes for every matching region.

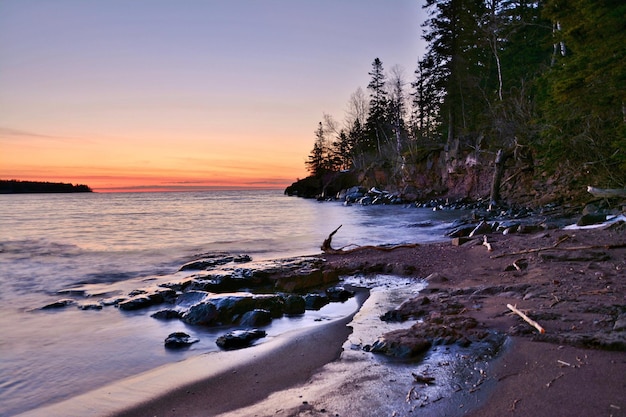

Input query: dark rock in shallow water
[164,332,199,349]
[118,295,154,311]
[216,329,266,350]
[239,309,272,326]
[181,294,284,326]
[182,301,218,325]
[325,286,354,302]
[41,299,77,310]
[77,303,103,311]
[283,294,306,315]
[151,309,182,320]
[118,287,177,311]
[304,293,329,310]
[179,254,252,271]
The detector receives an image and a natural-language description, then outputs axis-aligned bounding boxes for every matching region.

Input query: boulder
[239,309,273,327]
[216,329,266,350]
[118,287,177,311]
[304,293,329,310]
[181,294,284,326]
[164,332,199,349]
[151,309,182,320]
[325,286,354,302]
[181,301,218,325]
[283,295,306,315]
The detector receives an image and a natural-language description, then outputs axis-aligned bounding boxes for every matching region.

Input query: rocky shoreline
[32,205,626,416]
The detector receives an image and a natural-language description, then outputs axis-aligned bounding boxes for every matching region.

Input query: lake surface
[0,190,465,416]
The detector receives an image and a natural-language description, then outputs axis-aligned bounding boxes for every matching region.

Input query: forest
[0,180,93,194]
[287,0,625,208]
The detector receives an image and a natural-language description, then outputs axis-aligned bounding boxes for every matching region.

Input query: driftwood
[507,303,545,334]
[492,239,626,259]
[321,225,419,254]
[482,235,493,252]
[587,186,626,199]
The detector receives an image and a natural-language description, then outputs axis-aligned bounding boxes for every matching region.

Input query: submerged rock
[216,329,266,350]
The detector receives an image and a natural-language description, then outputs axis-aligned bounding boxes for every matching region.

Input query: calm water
[0,190,463,416]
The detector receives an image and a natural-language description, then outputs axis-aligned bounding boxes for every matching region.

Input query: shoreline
[15,224,626,417]
[16,290,367,417]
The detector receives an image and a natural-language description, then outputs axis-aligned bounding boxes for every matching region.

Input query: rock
[274,268,339,293]
[425,273,449,283]
[304,293,329,310]
[451,236,473,246]
[367,334,431,358]
[326,286,354,302]
[175,291,209,308]
[41,299,77,310]
[446,224,476,238]
[239,309,272,327]
[181,301,218,325]
[118,295,155,311]
[77,303,102,310]
[181,294,284,326]
[469,220,492,237]
[164,332,199,349]
[118,287,177,311]
[576,213,607,226]
[283,295,306,315]
[179,254,252,271]
[216,329,266,350]
[151,309,182,320]
[614,314,626,332]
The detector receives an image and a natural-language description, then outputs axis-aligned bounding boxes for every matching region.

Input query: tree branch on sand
[321,225,419,254]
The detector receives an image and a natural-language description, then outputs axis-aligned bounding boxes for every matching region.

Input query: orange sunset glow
[0,1,425,192]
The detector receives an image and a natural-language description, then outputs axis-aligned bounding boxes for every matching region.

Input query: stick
[482,235,493,251]
[507,303,545,334]
[492,235,569,258]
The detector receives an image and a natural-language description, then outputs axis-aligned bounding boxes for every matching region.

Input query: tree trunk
[489,149,511,210]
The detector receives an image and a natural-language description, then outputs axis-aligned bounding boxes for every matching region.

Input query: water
[0,190,464,416]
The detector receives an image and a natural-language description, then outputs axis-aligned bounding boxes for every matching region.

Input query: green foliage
[302,0,626,194]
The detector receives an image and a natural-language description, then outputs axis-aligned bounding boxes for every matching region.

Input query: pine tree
[365,58,391,156]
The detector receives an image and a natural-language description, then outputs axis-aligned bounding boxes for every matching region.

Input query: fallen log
[321,225,419,254]
[587,186,626,199]
[507,303,545,334]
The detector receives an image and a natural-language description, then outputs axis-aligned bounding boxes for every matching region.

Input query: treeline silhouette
[0,180,93,194]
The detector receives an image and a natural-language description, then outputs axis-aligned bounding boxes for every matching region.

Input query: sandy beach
[17,222,626,417]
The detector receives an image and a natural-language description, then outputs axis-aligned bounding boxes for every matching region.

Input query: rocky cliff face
[286,146,597,209]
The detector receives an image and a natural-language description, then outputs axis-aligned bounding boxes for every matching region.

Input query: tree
[305,122,329,177]
[541,0,626,182]
[365,57,391,155]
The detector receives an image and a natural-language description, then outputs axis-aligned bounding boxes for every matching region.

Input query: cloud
[0,127,78,143]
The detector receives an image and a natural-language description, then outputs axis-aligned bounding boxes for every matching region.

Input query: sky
[0,0,427,192]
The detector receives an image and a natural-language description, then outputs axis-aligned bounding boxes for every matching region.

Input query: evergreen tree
[305,122,329,177]
[541,0,626,180]
[364,58,392,155]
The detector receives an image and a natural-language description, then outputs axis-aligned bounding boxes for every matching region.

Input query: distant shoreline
[0,180,92,194]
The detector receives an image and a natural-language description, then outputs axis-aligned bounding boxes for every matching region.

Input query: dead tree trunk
[489,149,512,211]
